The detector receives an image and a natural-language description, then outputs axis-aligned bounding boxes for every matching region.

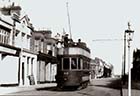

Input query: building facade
[90,57,113,79]
[0,4,37,86]
[16,15,37,86]
[31,30,57,83]
[0,5,21,86]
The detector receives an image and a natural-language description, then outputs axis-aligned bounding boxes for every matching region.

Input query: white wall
[45,63,51,81]
[14,19,31,50]
[39,61,45,82]
[0,55,19,84]
[20,51,37,86]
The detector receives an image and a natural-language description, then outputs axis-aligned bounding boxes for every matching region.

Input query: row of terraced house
[0,3,58,86]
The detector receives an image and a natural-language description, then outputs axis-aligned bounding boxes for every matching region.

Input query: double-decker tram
[56,39,91,89]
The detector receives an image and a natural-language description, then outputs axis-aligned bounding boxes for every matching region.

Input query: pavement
[0,79,140,96]
[0,83,57,95]
[121,79,140,96]
[122,88,140,96]
[122,83,140,96]
[91,78,140,96]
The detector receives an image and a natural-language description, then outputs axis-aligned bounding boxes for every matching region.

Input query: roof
[0,5,21,11]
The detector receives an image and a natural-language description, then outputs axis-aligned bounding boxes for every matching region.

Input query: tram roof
[64,42,90,53]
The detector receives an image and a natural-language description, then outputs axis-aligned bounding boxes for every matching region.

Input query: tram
[55,38,91,89]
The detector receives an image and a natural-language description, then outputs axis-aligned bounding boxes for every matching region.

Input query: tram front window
[78,58,81,69]
[63,58,70,69]
[71,58,77,69]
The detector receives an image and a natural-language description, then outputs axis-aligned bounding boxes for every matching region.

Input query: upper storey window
[0,28,10,44]
[34,40,40,52]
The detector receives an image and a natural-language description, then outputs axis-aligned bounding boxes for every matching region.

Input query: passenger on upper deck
[63,34,69,47]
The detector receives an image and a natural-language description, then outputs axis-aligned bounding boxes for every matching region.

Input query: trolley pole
[66,2,72,40]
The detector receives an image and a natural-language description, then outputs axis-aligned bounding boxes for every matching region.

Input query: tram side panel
[56,55,90,87]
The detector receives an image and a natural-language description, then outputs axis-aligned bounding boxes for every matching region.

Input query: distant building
[31,30,58,83]
[90,57,113,79]
[90,59,98,79]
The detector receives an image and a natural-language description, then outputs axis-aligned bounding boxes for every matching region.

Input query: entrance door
[22,62,25,85]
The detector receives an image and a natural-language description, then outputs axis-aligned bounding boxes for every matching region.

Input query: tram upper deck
[58,40,90,59]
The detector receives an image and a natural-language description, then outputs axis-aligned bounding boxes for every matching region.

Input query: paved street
[8,78,122,96]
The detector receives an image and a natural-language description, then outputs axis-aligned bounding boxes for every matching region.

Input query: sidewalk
[122,88,140,96]
[0,83,57,95]
[122,81,140,96]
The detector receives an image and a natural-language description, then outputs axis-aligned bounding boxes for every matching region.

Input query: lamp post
[124,22,134,96]
[123,28,127,85]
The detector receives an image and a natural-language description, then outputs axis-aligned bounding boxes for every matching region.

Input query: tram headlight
[64,78,67,81]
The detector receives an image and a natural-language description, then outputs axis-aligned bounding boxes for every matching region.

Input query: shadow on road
[122,75,140,90]
[122,80,140,90]
[90,78,122,90]
[36,86,78,92]
[89,78,123,96]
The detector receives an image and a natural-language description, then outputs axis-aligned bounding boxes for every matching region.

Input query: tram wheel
[81,82,88,89]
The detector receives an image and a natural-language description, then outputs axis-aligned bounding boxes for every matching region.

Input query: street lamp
[124,22,134,96]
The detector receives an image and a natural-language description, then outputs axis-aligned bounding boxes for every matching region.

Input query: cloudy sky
[1,0,140,75]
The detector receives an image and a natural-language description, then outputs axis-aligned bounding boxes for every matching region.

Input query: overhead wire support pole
[125,22,134,96]
[66,2,72,39]
[123,31,126,85]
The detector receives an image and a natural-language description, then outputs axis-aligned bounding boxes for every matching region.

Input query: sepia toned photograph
[0,0,140,96]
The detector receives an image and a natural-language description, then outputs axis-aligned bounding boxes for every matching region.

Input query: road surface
[8,78,122,96]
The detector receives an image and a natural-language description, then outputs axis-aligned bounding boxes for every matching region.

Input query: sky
[1,0,140,75]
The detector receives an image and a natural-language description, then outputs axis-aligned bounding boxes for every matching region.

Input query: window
[78,58,81,69]
[27,35,31,49]
[71,58,77,69]
[83,61,87,69]
[27,57,30,75]
[63,58,70,69]
[31,58,34,75]
[15,30,20,36]
[34,40,40,52]
[83,61,89,69]
[87,62,90,69]
[21,32,25,43]
[81,59,83,69]
[41,40,44,52]
[0,28,10,44]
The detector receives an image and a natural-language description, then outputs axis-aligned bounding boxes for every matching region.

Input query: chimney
[0,2,21,16]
